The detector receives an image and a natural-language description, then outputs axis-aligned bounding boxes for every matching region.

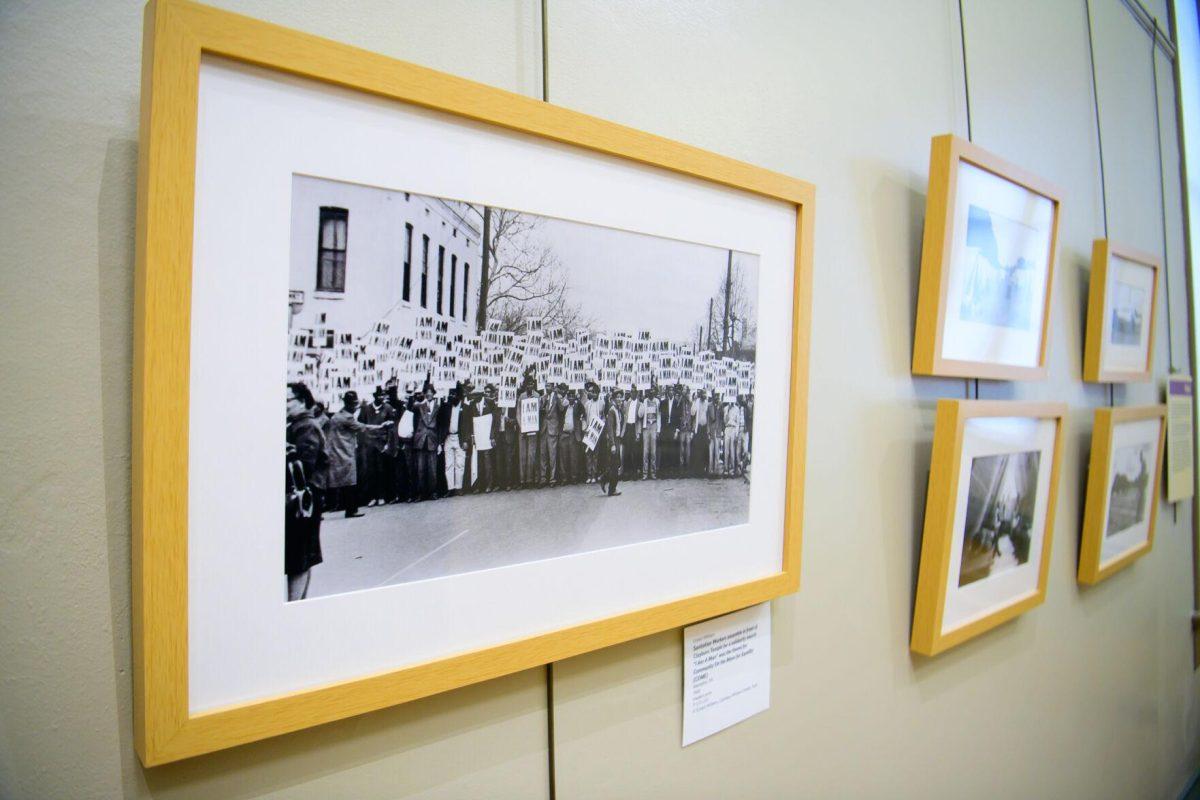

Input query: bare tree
[474,207,591,335]
[696,256,756,354]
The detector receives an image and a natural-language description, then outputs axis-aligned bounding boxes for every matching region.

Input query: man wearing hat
[691,388,710,478]
[517,377,541,488]
[538,382,565,485]
[325,391,380,517]
[358,386,396,506]
[557,385,584,485]
[436,385,466,496]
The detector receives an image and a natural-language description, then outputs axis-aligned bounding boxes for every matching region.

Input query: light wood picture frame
[911,399,1066,656]
[1077,405,1166,584]
[133,0,814,765]
[912,134,1063,380]
[1082,239,1161,383]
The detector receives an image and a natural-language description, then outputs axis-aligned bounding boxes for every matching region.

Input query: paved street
[307,477,750,599]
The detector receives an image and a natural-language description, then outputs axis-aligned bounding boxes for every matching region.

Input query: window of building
[316,207,348,292]
[402,223,413,302]
[462,262,470,322]
[450,254,458,317]
[420,234,430,308]
[437,245,445,314]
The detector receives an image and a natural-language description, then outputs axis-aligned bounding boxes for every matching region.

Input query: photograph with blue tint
[958,204,1036,330]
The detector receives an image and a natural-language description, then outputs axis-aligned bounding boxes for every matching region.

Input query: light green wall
[0,1,1196,798]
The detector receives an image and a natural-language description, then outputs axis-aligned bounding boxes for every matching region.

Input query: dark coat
[286,409,327,490]
[411,402,438,451]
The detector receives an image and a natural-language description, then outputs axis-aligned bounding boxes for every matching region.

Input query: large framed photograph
[133,0,813,764]
[1083,240,1160,383]
[911,400,1066,656]
[1078,405,1166,584]
[912,135,1062,380]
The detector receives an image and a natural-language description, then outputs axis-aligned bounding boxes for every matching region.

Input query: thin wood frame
[1077,405,1166,584]
[912,134,1063,380]
[911,399,1066,656]
[133,0,814,765]
[1083,239,1161,382]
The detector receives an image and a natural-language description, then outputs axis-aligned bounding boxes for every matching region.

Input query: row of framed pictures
[911,400,1166,657]
[912,135,1161,384]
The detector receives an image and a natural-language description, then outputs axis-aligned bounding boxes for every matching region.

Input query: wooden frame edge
[133,0,814,765]
[911,134,1060,382]
[1084,240,1162,384]
[911,400,1066,657]
[1078,405,1167,585]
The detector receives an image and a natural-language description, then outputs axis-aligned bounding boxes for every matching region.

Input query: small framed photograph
[1078,405,1166,584]
[911,400,1066,656]
[1083,240,1160,382]
[912,135,1062,380]
[133,0,813,764]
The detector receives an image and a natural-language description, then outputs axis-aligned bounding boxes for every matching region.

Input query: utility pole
[475,206,492,333]
[722,249,732,352]
[706,298,714,351]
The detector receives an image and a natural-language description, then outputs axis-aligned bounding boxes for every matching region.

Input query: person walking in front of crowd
[436,386,466,496]
[691,389,710,478]
[539,383,564,485]
[639,386,661,479]
[601,388,625,497]
[583,382,604,483]
[517,378,541,488]
[678,387,694,474]
[623,389,641,479]
[286,382,325,601]
[706,393,724,477]
[722,395,744,477]
[411,386,438,500]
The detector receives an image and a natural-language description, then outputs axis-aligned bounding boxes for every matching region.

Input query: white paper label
[682,602,771,746]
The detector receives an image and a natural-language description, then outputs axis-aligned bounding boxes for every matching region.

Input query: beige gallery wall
[0,0,1197,798]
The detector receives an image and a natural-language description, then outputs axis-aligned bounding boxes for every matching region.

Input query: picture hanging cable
[1085,0,1115,407]
[1151,19,1177,372]
[957,0,977,402]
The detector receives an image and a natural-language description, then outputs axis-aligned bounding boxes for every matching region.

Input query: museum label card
[1167,376,1194,502]
[682,602,770,747]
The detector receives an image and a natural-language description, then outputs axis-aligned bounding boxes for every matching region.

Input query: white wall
[0,1,1197,798]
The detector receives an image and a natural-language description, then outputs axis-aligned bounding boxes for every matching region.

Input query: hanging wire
[1085,0,1116,407]
[1151,16,1177,372]
[957,0,980,402]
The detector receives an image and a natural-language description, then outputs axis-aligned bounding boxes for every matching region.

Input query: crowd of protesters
[284,371,754,600]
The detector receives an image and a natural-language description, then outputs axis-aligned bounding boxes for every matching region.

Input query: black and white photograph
[1106,441,1152,538]
[958,450,1041,587]
[284,175,758,601]
[1109,280,1146,347]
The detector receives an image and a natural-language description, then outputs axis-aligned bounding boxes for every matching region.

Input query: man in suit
[410,385,438,501]
[691,389,710,478]
[677,387,694,475]
[706,391,724,477]
[622,389,641,479]
[465,384,499,493]
[601,389,625,497]
[557,385,584,484]
[539,382,565,485]
[436,386,466,496]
